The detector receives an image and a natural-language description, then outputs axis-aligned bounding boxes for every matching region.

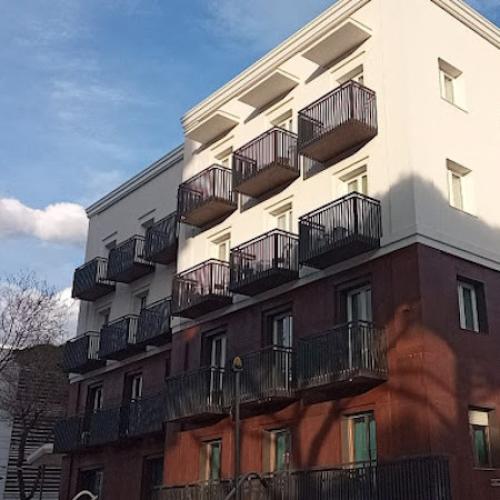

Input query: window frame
[469,408,493,469]
[342,411,377,464]
[200,439,223,481]
[457,278,487,334]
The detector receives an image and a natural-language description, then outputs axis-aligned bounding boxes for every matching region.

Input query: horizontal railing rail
[178,165,236,220]
[99,315,139,358]
[107,235,152,280]
[233,345,296,404]
[233,127,299,189]
[172,259,231,314]
[72,257,114,299]
[144,212,178,262]
[230,230,299,291]
[298,80,377,153]
[299,192,381,265]
[297,320,387,389]
[158,456,451,500]
[164,366,228,421]
[136,298,172,345]
[62,331,101,372]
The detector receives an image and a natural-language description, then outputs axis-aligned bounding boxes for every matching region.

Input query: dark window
[469,408,492,468]
[165,351,172,380]
[201,330,227,368]
[78,468,104,497]
[263,306,293,347]
[342,412,377,463]
[86,384,103,413]
[141,456,164,500]
[263,428,292,472]
[200,440,222,481]
[458,278,487,333]
[123,373,143,403]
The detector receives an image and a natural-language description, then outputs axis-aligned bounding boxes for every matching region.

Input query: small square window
[457,278,487,333]
[338,165,368,197]
[270,203,293,232]
[211,233,231,262]
[469,408,492,468]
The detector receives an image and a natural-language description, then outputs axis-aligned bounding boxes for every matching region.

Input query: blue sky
[0,0,498,293]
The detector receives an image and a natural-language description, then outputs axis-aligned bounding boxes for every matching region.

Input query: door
[346,286,372,369]
[209,334,226,405]
[271,313,293,389]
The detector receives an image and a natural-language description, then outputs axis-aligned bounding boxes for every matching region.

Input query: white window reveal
[272,110,294,132]
[458,280,480,332]
[447,160,473,213]
[438,59,466,109]
[338,166,368,196]
[268,202,293,233]
[212,232,231,262]
[337,65,364,86]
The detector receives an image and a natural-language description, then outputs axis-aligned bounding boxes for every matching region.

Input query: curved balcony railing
[72,257,115,301]
[178,166,237,227]
[299,192,381,269]
[298,81,377,163]
[233,127,299,198]
[107,236,155,283]
[230,229,299,296]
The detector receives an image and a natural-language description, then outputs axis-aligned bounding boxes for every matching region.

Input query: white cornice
[182,0,499,133]
[431,0,500,48]
[181,0,372,132]
[86,145,183,217]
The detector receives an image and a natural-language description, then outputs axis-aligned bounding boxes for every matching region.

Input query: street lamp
[232,356,243,500]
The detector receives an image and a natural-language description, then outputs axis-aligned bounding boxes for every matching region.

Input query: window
[343,412,377,463]
[272,110,293,132]
[135,292,149,314]
[141,457,163,500]
[339,166,368,196]
[447,160,472,213]
[438,59,465,108]
[337,65,364,86]
[78,468,104,497]
[216,147,233,170]
[212,233,231,262]
[458,279,487,333]
[201,440,222,481]
[346,285,372,323]
[131,374,143,401]
[98,308,111,329]
[469,409,492,468]
[86,384,103,413]
[264,429,291,472]
[270,311,293,348]
[270,203,293,232]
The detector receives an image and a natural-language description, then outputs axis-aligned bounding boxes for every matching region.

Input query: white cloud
[0,198,87,246]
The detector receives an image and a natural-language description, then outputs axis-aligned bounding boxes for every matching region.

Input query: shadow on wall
[166,175,500,500]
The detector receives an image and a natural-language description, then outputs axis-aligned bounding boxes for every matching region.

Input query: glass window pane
[210,442,221,480]
[473,426,490,467]
[353,418,369,462]
[451,174,463,209]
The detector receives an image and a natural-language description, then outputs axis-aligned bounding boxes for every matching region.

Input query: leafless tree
[0,345,68,500]
[0,271,68,375]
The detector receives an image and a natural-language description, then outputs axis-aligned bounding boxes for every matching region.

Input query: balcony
[172,260,232,319]
[158,456,451,500]
[99,315,140,361]
[72,257,115,301]
[164,367,228,424]
[299,192,381,269]
[107,236,155,283]
[230,230,299,296]
[297,321,387,398]
[235,346,296,413]
[135,298,172,348]
[177,166,237,227]
[120,393,166,439]
[143,213,178,265]
[233,128,299,198]
[62,332,105,374]
[298,81,377,163]
[53,416,84,453]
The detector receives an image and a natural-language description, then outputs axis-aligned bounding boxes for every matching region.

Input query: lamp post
[232,356,243,500]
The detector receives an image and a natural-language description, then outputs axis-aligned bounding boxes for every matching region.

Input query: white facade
[179,0,500,275]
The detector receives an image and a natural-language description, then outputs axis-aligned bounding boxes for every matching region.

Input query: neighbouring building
[55,0,500,499]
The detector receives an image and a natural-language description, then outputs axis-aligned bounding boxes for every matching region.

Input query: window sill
[448,204,478,219]
[473,466,496,471]
[441,96,468,113]
[459,327,487,335]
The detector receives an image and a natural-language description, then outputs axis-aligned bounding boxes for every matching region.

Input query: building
[55,0,500,499]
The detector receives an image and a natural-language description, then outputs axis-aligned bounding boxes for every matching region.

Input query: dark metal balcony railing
[299,192,381,269]
[99,315,139,360]
[230,230,299,296]
[62,331,104,374]
[178,166,237,227]
[236,346,296,407]
[172,260,232,319]
[136,298,172,347]
[298,81,377,163]
[72,257,115,301]
[158,456,451,500]
[297,321,387,393]
[233,127,299,198]
[107,235,155,283]
[164,366,228,423]
[54,391,167,452]
[144,213,178,265]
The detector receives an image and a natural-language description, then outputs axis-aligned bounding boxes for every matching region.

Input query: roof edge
[86,145,183,217]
